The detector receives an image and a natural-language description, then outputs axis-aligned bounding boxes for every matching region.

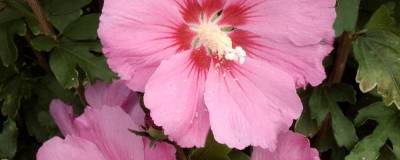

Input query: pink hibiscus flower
[251,131,320,160]
[98,0,336,149]
[37,81,176,160]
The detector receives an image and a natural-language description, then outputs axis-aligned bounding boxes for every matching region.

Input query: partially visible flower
[251,131,320,160]
[37,81,176,160]
[99,0,336,149]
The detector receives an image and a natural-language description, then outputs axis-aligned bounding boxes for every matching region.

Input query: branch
[26,0,56,39]
[327,32,354,84]
[315,32,355,151]
[26,0,90,106]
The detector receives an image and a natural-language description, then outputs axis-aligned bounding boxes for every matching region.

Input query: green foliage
[353,2,400,109]
[30,36,57,52]
[228,150,250,160]
[0,0,113,159]
[49,39,114,88]
[190,134,231,160]
[309,84,358,149]
[346,102,400,160]
[0,0,399,159]
[63,14,100,40]
[365,2,399,33]
[0,119,18,158]
[45,0,91,15]
[0,5,28,67]
[0,73,32,118]
[334,0,360,36]
[295,93,319,137]
[354,31,400,108]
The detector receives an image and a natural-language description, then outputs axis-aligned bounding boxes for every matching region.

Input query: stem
[26,0,56,39]
[26,0,89,107]
[315,32,355,149]
[327,32,354,84]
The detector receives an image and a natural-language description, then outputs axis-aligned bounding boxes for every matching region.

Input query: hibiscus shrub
[0,0,399,159]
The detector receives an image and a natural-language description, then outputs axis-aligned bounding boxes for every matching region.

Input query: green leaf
[23,76,76,141]
[331,148,347,160]
[64,14,100,40]
[0,19,25,67]
[0,74,32,118]
[346,102,400,160]
[228,150,250,160]
[48,9,81,33]
[0,119,18,158]
[23,107,57,142]
[50,40,114,88]
[46,0,91,15]
[0,8,22,24]
[43,0,89,32]
[315,127,337,152]
[49,47,79,88]
[31,36,58,52]
[353,31,400,108]
[0,23,17,67]
[365,2,399,33]
[295,92,319,137]
[334,0,360,36]
[309,84,358,149]
[10,20,26,36]
[147,127,167,141]
[394,2,400,24]
[190,133,231,160]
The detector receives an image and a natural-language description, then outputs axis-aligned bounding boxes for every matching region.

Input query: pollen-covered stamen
[195,22,232,56]
[190,11,246,64]
[224,47,246,64]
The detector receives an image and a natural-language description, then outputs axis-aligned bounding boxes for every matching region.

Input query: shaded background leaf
[0,119,18,158]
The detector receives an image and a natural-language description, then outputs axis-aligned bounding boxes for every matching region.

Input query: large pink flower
[37,81,176,160]
[251,131,320,160]
[99,0,336,149]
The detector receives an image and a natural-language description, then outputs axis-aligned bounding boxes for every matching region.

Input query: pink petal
[251,131,320,160]
[74,106,145,160]
[228,0,336,88]
[204,58,302,149]
[85,80,138,111]
[125,94,146,127]
[144,52,210,147]
[49,100,77,136]
[98,0,189,92]
[85,80,145,126]
[143,138,176,160]
[37,136,107,160]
